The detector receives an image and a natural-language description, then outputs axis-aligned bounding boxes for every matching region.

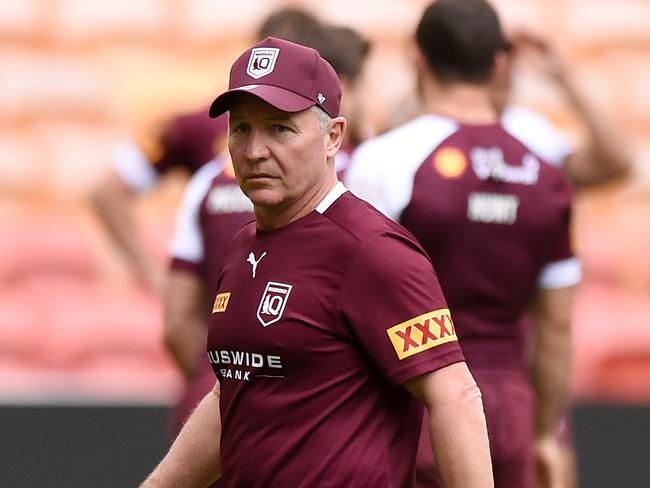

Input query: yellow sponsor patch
[386,308,458,360]
[212,292,231,313]
[432,147,467,179]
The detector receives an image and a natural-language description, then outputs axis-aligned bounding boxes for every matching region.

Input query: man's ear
[325,116,347,159]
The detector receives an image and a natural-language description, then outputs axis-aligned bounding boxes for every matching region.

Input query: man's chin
[245,188,283,208]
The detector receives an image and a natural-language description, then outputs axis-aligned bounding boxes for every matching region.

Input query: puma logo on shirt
[247,251,267,278]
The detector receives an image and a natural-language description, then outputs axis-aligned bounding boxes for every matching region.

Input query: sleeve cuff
[169,257,201,276]
[538,257,581,289]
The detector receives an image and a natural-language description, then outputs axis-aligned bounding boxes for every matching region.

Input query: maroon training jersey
[169,158,254,440]
[207,184,464,488]
[346,114,579,371]
[170,158,254,298]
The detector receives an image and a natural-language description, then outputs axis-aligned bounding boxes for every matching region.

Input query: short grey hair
[311,105,331,133]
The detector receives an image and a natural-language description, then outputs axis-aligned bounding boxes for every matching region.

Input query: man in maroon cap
[163,18,371,444]
[140,37,493,488]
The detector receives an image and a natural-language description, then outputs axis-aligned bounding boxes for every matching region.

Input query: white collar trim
[315,181,347,214]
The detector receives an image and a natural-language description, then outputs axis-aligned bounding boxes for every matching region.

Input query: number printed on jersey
[467,192,519,224]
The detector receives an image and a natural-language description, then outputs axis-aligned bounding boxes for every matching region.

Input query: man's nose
[244,129,270,161]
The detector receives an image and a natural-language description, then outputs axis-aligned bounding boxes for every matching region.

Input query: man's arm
[513,31,631,187]
[141,382,222,488]
[405,362,493,488]
[528,285,576,488]
[558,73,632,187]
[91,171,164,292]
[163,269,209,381]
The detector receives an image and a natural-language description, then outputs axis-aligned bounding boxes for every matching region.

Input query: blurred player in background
[91,112,228,293]
[489,22,631,488]
[346,0,580,486]
[255,6,321,41]
[164,14,371,442]
[385,12,631,191]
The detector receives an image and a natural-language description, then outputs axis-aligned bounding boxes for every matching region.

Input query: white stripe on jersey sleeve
[111,140,159,192]
[169,158,222,264]
[345,115,458,221]
[537,257,582,289]
[501,106,574,168]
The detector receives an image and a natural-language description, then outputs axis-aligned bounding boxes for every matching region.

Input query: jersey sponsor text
[386,308,458,360]
[470,146,540,185]
[208,349,284,381]
[207,185,254,214]
[213,292,231,313]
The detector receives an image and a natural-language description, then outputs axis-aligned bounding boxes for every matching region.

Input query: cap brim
[209,85,315,118]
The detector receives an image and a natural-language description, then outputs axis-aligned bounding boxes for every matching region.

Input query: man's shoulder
[500,106,573,167]
[353,115,458,166]
[323,191,421,250]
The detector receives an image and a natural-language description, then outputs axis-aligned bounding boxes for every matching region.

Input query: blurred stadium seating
[0,0,648,405]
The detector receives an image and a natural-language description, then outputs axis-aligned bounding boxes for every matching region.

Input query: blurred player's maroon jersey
[171,158,254,298]
[347,114,580,488]
[169,158,253,437]
[152,109,228,176]
[208,185,464,487]
[347,114,579,370]
[111,109,228,192]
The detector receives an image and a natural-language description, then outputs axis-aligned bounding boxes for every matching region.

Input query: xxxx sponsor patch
[386,308,458,360]
[212,292,231,313]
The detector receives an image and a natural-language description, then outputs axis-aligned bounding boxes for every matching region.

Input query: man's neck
[422,80,498,125]
[254,171,338,231]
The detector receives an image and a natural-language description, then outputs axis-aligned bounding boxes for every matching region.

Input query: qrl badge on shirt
[257,281,292,327]
[387,308,458,360]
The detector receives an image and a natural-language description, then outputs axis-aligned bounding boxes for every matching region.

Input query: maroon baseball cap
[209,37,341,119]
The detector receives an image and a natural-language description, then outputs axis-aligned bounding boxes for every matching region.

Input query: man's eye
[231,124,249,134]
[272,125,291,133]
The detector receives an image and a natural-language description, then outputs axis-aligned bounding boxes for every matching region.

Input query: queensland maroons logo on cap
[247,47,280,79]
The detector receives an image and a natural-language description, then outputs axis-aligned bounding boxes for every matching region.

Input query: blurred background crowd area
[0,0,649,405]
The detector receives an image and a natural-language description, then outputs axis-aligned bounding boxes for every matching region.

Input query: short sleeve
[169,160,221,269]
[537,171,581,289]
[501,107,573,167]
[345,115,458,221]
[344,140,396,218]
[339,232,465,385]
[110,140,159,192]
